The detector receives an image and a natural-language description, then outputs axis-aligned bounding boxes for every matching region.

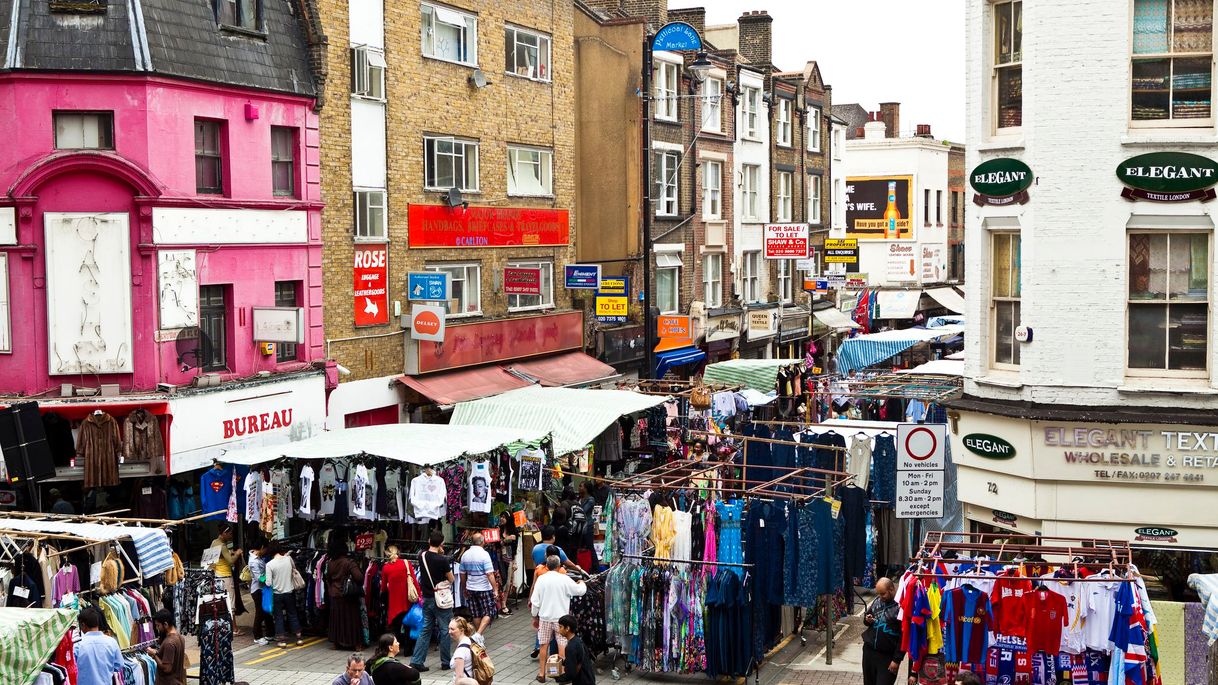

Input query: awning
[928,314,965,328]
[874,290,922,319]
[655,345,707,378]
[899,358,964,376]
[702,358,803,392]
[219,423,547,467]
[813,306,861,330]
[0,608,77,685]
[450,386,670,455]
[925,287,966,314]
[506,352,619,387]
[835,325,965,374]
[397,366,534,406]
[0,520,174,576]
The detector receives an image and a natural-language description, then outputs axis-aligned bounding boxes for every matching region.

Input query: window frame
[274,281,300,363]
[990,232,1021,369]
[654,58,680,122]
[777,259,794,304]
[53,111,114,150]
[936,190,943,225]
[507,144,554,197]
[504,24,552,82]
[1126,231,1211,376]
[742,164,760,220]
[655,150,680,217]
[701,77,723,132]
[776,98,792,147]
[506,260,555,312]
[741,86,760,139]
[351,46,387,101]
[426,262,483,318]
[270,126,297,198]
[215,0,259,31]
[353,188,387,241]
[992,0,1023,133]
[199,284,229,372]
[421,2,478,67]
[424,135,480,192]
[702,253,723,308]
[194,118,225,195]
[808,106,822,152]
[656,263,680,314]
[741,250,762,303]
[702,160,722,220]
[776,171,793,222]
[1130,0,1215,128]
[809,175,822,225]
[0,253,9,354]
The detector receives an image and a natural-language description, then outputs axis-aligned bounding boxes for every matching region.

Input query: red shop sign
[504,267,542,295]
[411,311,584,373]
[353,244,389,326]
[407,204,571,248]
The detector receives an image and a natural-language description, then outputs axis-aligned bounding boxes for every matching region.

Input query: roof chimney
[668,7,705,38]
[880,102,900,138]
[915,124,933,138]
[737,10,772,68]
[863,118,886,141]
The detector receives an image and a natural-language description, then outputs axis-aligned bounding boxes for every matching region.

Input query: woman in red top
[381,545,421,637]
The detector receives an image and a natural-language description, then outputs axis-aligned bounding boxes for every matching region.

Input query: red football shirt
[1023,589,1069,655]
[989,574,1034,636]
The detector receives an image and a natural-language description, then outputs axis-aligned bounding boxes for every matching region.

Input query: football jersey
[943,584,993,665]
[927,582,945,654]
[1041,577,1087,654]
[1024,589,1069,656]
[1083,576,1120,651]
[991,574,1035,637]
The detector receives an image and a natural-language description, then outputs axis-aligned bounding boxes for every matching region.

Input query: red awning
[506,352,619,387]
[396,366,534,406]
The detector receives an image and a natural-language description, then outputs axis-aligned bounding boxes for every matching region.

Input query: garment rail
[617,552,754,569]
[122,639,159,654]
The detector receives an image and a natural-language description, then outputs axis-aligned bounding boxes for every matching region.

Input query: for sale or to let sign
[763,223,810,259]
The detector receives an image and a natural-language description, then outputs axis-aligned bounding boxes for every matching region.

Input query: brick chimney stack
[621,0,666,33]
[737,10,772,68]
[880,101,900,138]
[668,7,705,38]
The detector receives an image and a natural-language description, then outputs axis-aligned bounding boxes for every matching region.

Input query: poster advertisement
[845,176,914,241]
[886,243,918,283]
[920,244,946,284]
[353,244,389,326]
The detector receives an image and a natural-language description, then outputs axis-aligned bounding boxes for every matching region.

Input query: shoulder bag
[422,551,454,609]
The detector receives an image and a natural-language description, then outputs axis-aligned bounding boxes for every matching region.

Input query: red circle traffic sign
[904,426,938,461]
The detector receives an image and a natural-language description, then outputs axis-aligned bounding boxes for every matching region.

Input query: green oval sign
[1117,152,1218,193]
[962,433,1016,459]
[1134,526,1178,539]
[970,158,1034,197]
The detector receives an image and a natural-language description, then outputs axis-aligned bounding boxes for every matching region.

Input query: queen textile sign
[1117,152,1218,203]
[970,158,1033,206]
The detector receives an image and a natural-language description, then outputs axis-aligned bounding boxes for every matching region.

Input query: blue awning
[655,346,707,378]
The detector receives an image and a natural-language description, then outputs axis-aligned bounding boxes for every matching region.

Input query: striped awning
[655,346,706,378]
[0,608,77,685]
[702,358,804,392]
[835,325,964,374]
[0,520,174,577]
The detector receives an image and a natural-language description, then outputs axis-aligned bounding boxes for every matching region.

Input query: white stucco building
[732,65,771,310]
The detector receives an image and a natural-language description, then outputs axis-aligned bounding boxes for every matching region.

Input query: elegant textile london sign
[407,205,571,247]
[970,158,1033,206]
[1116,152,1218,202]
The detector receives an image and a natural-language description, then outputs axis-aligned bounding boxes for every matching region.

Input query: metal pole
[642,35,656,380]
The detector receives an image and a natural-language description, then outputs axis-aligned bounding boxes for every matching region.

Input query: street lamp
[688,51,712,84]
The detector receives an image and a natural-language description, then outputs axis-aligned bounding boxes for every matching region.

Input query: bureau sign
[1117,152,1218,202]
[962,433,1016,460]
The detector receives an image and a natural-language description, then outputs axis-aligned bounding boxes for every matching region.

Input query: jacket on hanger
[78,412,121,489]
[123,409,165,472]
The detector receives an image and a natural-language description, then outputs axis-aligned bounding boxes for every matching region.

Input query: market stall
[0,607,78,685]
[833,324,964,374]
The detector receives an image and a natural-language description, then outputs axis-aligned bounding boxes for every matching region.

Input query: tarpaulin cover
[0,608,77,685]
[835,325,965,374]
[0,520,173,576]
[397,366,533,405]
[702,358,803,392]
[507,352,619,387]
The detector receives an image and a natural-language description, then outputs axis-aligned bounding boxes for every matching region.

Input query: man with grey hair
[530,555,587,682]
[459,532,500,638]
[331,654,373,685]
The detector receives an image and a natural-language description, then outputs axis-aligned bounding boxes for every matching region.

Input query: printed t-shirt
[199,468,231,521]
[298,465,315,517]
[943,584,992,666]
[1041,577,1087,654]
[990,574,1035,637]
[318,463,338,516]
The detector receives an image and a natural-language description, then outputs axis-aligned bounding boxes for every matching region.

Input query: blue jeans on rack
[410,598,452,668]
[273,592,301,641]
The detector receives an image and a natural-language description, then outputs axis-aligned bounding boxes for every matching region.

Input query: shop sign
[886,243,917,283]
[564,264,601,290]
[708,315,741,339]
[353,244,389,326]
[409,311,584,374]
[597,276,628,296]
[252,307,305,344]
[846,274,869,288]
[746,309,778,340]
[503,267,542,296]
[777,313,809,343]
[652,21,702,51]
[1116,152,1218,202]
[970,158,1033,206]
[1133,526,1179,543]
[992,509,1018,526]
[921,244,946,284]
[824,238,859,265]
[410,304,446,342]
[408,272,450,302]
[658,315,692,339]
[963,433,1017,459]
[406,205,571,248]
[595,276,629,323]
[1038,421,1218,487]
[763,223,810,259]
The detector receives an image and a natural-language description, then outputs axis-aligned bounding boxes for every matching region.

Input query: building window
[194,119,224,195]
[654,59,679,121]
[656,253,681,314]
[808,106,822,152]
[776,99,792,146]
[655,151,679,216]
[507,260,554,311]
[199,285,228,372]
[505,25,551,81]
[216,0,258,30]
[776,171,792,222]
[351,46,386,100]
[951,190,961,226]
[741,251,761,303]
[426,262,482,317]
[507,145,553,196]
[354,189,386,240]
[994,0,1022,130]
[741,86,760,138]
[1128,232,1209,373]
[274,281,299,362]
[809,175,822,225]
[424,136,479,192]
[421,2,477,66]
[777,259,793,303]
[1132,0,1213,124]
[702,160,722,220]
[924,188,931,225]
[271,126,296,197]
[991,233,1021,367]
[702,77,722,131]
[702,253,722,308]
[742,164,760,219]
[936,190,943,224]
[53,111,113,150]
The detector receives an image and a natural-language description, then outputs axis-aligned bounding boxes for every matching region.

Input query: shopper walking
[530,555,587,682]
[861,578,905,685]
[448,618,482,685]
[553,615,595,685]
[266,544,304,648]
[247,537,275,645]
[368,634,422,685]
[411,530,455,672]
[326,539,365,650]
[459,533,500,639]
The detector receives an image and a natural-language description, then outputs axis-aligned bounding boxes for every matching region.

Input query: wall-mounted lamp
[687,51,712,84]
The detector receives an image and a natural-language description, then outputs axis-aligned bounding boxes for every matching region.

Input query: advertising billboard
[845,176,914,241]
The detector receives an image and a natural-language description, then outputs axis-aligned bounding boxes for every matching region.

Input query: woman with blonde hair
[448,617,482,685]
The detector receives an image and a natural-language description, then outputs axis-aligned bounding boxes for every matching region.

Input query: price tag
[828,498,841,519]
[141,487,153,496]
[12,585,29,599]
[481,528,501,543]
[758,519,765,528]
[354,533,374,551]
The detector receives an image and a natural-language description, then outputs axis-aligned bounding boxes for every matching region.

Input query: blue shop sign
[407,272,450,301]
[652,22,702,52]
[565,264,602,290]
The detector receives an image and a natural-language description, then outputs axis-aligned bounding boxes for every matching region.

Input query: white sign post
[895,423,947,519]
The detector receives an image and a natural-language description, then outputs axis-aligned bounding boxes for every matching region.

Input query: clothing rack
[618,552,754,569]
[122,638,158,654]
[911,530,1138,582]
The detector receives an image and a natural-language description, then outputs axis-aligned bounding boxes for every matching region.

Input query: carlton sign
[1117,152,1218,202]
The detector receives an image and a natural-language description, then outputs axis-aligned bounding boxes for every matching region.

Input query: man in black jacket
[861,577,905,685]
[554,615,595,685]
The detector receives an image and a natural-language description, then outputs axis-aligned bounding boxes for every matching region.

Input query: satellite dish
[444,187,464,208]
[175,326,214,371]
[468,69,488,88]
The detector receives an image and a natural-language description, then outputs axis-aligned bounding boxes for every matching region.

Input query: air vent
[49,0,107,14]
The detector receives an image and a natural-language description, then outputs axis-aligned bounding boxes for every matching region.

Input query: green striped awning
[0,608,77,685]
[702,358,804,392]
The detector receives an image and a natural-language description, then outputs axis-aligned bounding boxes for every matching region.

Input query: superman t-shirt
[200,467,232,521]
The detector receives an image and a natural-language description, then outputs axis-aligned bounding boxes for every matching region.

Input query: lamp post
[642,21,709,379]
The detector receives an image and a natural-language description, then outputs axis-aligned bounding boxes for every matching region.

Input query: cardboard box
[545,655,563,678]
[522,531,542,570]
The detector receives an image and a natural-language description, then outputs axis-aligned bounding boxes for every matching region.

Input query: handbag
[261,586,274,614]
[405,561,421,605]
[422,551,454,609]
[239,565,252,583]
[690,384,711,409]
[342,575,363,599]
[291,566,307,592]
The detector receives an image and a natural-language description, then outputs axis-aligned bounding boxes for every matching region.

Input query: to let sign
[763,223,810,259]
[596,275,628,323]
[353,244,389,326]
[504,267,542,295]
[1117,152,1218,202]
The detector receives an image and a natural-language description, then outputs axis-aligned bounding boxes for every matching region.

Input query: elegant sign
[764,223,810,259]
[407,205,571,248]
[970,158,1033,206]
[963,433,1017,459]
[824,238,859,265]
[410,304,446,342]
[1117,152,1218,202]
[504,267,543,296]
[1040,422,1218,486]
[564,264,601,290]
[1134,526,1179,543]
[652,21,702,51]
[353,244,389,326]
[845,176,914,241]
[410,311,583,374]
[408,272,450,302]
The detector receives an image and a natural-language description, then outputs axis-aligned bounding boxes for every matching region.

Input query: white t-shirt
[450,638,475,678]
[1041,576,1086,654]
[1083,575,1120,651]
[351,465,369,517]
[410,473,447,521]
[363,467,377,521]
[318,463,337,516]
[468,461,492,513]
[298,465,315,518]
[243,471,261,522]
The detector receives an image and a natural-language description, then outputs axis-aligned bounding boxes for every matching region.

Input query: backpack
[470,641,496,685]
[569,506,587,538]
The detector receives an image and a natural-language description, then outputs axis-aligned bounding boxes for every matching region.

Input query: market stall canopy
[812,306,861,330]
[899,358,965,376]
[925,287,966,314]
[835,325,964,374]
[220,423,548,467]
[396,366,534,406]
[654,346,707,379]
[0,519,174,576]
[450,386,669,456]
[702,358,803,392]
[739,389,778,406]
[506,352,619,387]
[874,290,921,319]
[0,608,77,685]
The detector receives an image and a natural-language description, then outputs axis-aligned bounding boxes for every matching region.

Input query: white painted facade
[733,67,770,299]
[152,208,309,244]
[829,118,849,240]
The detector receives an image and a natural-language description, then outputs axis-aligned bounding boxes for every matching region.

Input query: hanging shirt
[942,585,992,666]
[243,470,261,523]
[1024,588,1069,656]
[409,473,447,521]
[361,467,377,521]
[351,465,369,517]
[990,573,1034,637]
[1041,576,1087,654]
[846,436,872,489]
[384,468,404,521]
[298,465,315,518]
[468,460,492,513]
[1083,575,1120,652]
[318,463,338,516]
[905,399,928,423]
[199,467,231,521]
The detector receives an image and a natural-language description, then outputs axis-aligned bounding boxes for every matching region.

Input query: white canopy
[925,287,966,314]
[219,423,548,467]
[899,358,965,376]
